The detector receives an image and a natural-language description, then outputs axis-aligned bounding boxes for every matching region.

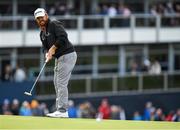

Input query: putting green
[0,115,180,130]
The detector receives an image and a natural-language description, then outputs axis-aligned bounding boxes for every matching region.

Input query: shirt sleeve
[52,21,68,49]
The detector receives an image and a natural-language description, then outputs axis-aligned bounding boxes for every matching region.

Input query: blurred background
[0,0,180,121]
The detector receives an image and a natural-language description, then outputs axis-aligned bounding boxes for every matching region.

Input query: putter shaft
[24,62,47,96]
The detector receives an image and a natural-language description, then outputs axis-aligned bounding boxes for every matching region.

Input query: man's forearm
[45,45,57,62]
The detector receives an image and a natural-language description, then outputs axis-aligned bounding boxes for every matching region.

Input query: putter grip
[45,58,48,63]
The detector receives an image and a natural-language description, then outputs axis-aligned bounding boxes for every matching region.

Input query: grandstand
[0,0,180,122]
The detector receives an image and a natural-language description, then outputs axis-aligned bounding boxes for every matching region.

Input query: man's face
[35,14,48,27]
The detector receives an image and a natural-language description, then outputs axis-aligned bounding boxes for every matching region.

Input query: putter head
[24,92,32,96]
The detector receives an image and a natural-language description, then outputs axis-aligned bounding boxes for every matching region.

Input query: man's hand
[45,52,52,62]
[45,45,57,62]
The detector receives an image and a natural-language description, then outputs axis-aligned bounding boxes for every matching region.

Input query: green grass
[0,115,180,130]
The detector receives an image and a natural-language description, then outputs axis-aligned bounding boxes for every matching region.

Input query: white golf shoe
[46,111,69,118]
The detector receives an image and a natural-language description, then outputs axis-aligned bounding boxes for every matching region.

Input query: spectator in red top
[98,98,111,119]
[166,110,174,121]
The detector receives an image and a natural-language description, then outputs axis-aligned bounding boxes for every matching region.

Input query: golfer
[34,8,77,118]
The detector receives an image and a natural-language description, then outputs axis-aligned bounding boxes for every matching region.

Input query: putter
[24,61,47,96]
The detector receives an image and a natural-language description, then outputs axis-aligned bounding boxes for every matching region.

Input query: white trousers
[54,52,77,111]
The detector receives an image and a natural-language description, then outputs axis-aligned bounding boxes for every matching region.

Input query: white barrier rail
[0,14,180,47]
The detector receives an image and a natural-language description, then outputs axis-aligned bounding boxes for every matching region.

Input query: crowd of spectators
[150,1,180,16]
[1,98,179,122]
[45,1,180,17]
[1,98,48,116]
[129,58,162,76]
[0,1,180,16]
[95,4,131,17]
[149,2,180,26]
[47,1,180,17]
[48,2,75,16]
[0,57,163,82]
[1,64,26,82]
[1,1,179,30]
